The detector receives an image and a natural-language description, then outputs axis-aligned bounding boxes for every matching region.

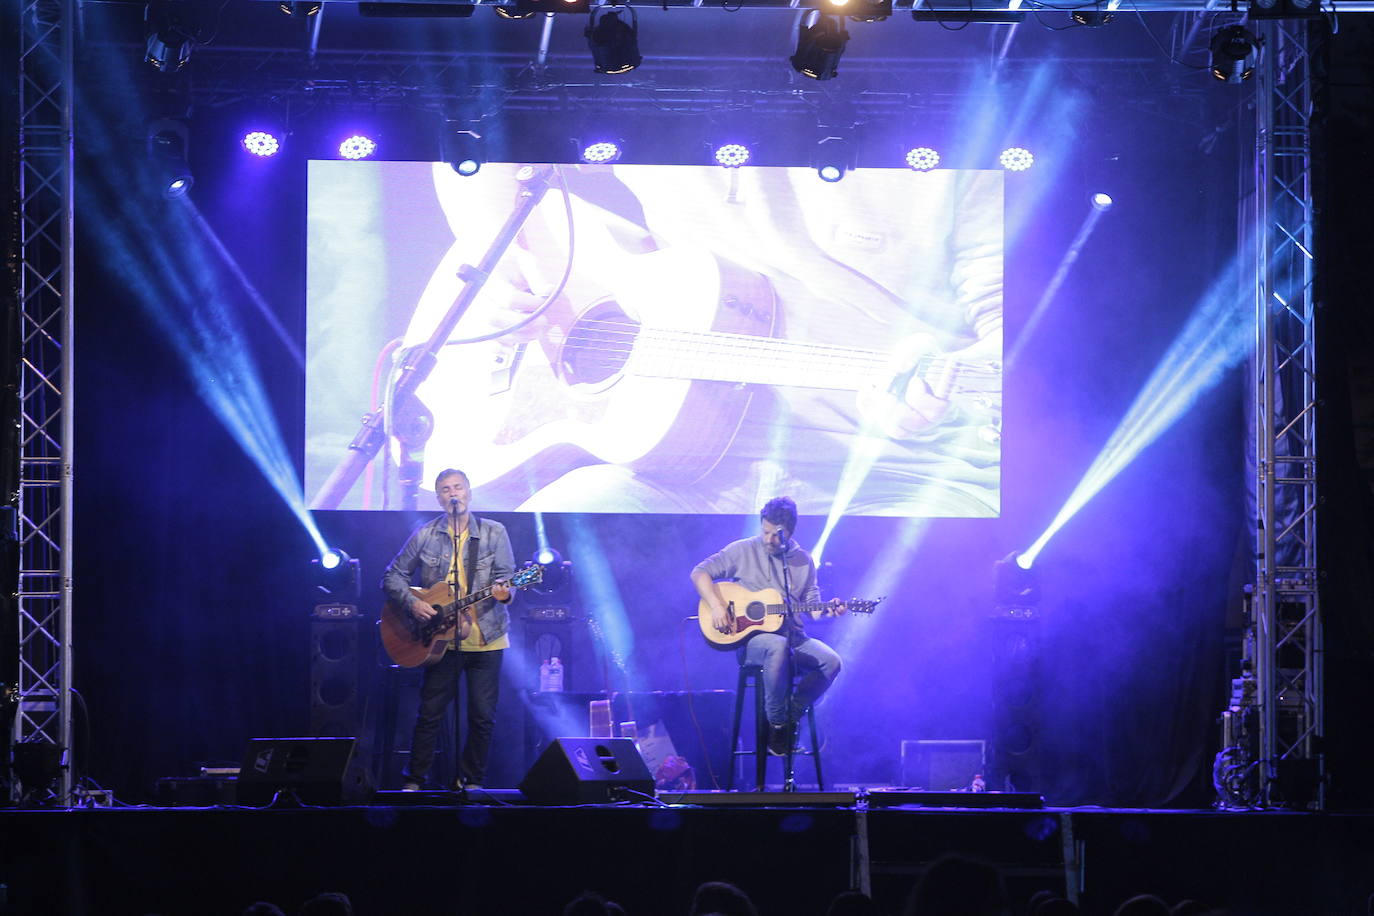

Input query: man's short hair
[760,496,798,535]
[434,468,469,490]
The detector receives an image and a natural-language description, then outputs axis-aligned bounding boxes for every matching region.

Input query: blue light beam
[1019,254,1249,568]
[1006,193,1115,370]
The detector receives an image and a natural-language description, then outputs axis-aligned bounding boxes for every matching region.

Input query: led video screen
[305,161,1003,516]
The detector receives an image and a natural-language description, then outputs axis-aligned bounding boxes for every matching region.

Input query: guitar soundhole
[745,601,766,623]
[561,301,640,385]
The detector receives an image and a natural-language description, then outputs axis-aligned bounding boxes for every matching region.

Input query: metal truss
[117,45,1194,124]
[1248,19,1322,810]
[13,0,76,804]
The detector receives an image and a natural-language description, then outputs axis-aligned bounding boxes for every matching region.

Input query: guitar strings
[561,316,1001,373]
[553,317,1002,388]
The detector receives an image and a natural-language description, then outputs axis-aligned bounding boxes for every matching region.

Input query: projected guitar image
[421,213,1001,497]
[697,582,883,649]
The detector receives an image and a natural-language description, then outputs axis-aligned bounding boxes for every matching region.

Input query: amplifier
[900,739,986,791]
[153,775,238,807]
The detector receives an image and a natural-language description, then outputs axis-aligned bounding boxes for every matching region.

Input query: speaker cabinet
[311,606,361,737]
[518,737,653,805]
[237,737,373,806]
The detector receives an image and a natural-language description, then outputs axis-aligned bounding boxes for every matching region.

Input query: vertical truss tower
[1251,19,1322,809]
[13,0,76,803]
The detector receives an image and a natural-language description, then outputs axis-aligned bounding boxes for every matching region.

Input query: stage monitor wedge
[519,737,654,805]
[237,737,374,806]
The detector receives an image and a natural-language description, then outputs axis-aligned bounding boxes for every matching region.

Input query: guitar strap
[464,515,481,601]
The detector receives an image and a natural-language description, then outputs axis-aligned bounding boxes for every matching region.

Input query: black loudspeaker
[237,737,373,806]
[311,606,361,737]
[518,737,654,805]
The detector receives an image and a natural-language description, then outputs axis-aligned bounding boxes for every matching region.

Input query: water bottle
[547,656,564,692]
[538,658,552,693]
[589,699,612,738]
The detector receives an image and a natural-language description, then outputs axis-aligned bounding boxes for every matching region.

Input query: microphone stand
[310,166,558,510]
[448,498,465,794]
[777,535,798,792]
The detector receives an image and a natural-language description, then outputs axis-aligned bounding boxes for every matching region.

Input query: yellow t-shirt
[447,525,510,652]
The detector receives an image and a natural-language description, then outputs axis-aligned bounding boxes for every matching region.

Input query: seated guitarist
[690,496,844,757]
[382,468,515,791]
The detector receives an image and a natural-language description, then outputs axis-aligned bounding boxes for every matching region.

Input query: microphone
[449,497,459,511]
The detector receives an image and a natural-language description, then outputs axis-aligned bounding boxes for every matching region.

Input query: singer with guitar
[690,496,844,758]
[382,468,515,792]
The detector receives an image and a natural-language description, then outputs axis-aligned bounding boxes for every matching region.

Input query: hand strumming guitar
[409,596,439,621]
[709,601,732,635]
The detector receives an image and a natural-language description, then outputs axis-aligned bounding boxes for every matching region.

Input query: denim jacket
[381,514,516,644]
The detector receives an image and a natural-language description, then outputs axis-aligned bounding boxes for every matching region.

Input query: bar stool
[727,662,824,792]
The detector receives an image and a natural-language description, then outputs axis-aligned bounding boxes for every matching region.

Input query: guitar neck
[618,327,998,398]
[766,602,835,618]
[444,586,494,619]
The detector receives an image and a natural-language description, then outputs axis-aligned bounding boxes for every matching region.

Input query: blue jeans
[741,633,842,727]
[404,648,503,786]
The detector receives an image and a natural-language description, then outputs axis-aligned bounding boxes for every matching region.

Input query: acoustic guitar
[429,214,1000,495]
[380,563,543,668]
[697,581,882,649]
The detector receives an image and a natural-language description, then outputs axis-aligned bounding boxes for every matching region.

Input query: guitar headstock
[510,562,544,590]
[846,596,884,615]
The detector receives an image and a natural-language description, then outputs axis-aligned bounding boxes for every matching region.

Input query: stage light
[1070,9,1113,25]
[144,3,195,73]
[241,131,281,158]
[999,147,1035,171]
[905,147,940,171]
[1091,191,1114,211]
[1210,26,1259,84]
[994,551,1040,607]
[338,135,377,160]
[531,547,572,598]
[845,0,893,21]
[13,741,65,801]
[147,118,194,199]
[279,1,322,15]
[714,143,751,168]
[790,13,848,81]
[586,5,641,75]
[312,547,359,599]
[812,133,853,182]
[1247,0,1320,19]
[581,140,622,163]
[441,123,484,176]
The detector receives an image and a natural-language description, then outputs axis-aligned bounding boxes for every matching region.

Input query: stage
[3,793,1371,916]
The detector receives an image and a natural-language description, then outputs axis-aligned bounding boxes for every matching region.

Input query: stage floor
[2,794,1370,916]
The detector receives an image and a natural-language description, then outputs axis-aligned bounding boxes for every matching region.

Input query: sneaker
[401,782,421,792]
[767,723,794,757]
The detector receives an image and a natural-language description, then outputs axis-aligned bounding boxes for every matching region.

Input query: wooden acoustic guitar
[697,581,882,649]
[380,563,543,668]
